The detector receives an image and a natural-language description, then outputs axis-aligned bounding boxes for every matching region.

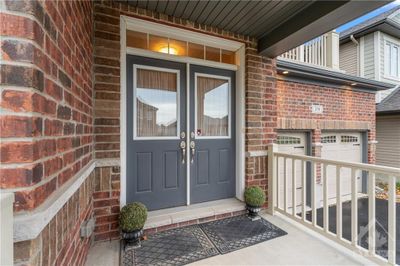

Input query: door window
[195,75,230,138]
[134,66,179,138]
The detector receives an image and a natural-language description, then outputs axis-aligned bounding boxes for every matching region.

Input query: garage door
[321,132,363,202]
[276,132,307,211]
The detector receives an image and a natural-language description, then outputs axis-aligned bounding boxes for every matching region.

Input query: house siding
[376,115,400,168]
[339,41,358,76]
[363,33,375,80]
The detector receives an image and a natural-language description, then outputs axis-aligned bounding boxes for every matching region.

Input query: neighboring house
[339,6,400,86]
[376,88,400,168]
[338,6,400,168]
[1,1,398,266]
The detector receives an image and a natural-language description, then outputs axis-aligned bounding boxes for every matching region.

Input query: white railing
[267,144,399,265]
[279,31,340,70]
[0,193,15,266]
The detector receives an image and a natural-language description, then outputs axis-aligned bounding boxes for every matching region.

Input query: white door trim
[120,15,246,207]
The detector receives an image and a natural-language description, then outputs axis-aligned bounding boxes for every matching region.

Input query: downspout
[350,34,359,45]
[350,35,360,76]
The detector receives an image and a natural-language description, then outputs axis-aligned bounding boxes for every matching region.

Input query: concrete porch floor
[85,212,372,266]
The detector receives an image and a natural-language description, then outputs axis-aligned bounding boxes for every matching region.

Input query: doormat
[200,215,287,254]
[121,215,287,266]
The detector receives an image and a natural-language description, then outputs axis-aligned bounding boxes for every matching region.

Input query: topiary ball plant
[119,202,148,232]
[244,186,266,207]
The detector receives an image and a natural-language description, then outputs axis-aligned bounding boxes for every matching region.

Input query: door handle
[190,141,195,164]
[180,141,186,164]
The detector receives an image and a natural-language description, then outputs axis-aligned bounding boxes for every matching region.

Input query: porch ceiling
[124,0,391,57]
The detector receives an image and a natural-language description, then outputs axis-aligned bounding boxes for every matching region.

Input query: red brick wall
[1,0,94,265]
[1,0,94,211]
[14,172,95,265]
[92,0,276,238]
[277,79,376,163]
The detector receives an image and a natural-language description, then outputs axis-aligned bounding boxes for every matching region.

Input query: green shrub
[244,186,265,207]
[119,202,147,232]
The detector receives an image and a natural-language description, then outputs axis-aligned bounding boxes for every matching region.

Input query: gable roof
[340,6,400,43]
[377,86,400,114]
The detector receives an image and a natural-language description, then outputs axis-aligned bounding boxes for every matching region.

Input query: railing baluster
[312,161,317,226]
[276,156,280,209]
[388,176,396,265]
[323,164,329,233]
[368,172,376,256]
[336,166,342,239]
[351,168,358,247]
[284,157,287,212]
[292,159,296,216]
[270,152,400,264]
[302,159,306,222]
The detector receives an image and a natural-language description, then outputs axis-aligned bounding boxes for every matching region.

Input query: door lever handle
[180,141,186,164]
[190,141,195,164]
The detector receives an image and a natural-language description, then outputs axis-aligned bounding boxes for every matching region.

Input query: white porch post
[267,143,277,215]
[326,31,340,70]
[0,193,15,266]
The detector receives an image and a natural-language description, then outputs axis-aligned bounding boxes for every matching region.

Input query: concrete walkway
[85,212,368,266]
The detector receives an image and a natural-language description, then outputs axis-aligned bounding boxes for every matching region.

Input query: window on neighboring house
[384,40,400,79]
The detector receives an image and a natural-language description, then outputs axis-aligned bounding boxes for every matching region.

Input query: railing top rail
[274,152,400,176]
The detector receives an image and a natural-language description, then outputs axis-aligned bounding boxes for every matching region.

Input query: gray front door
[127,55,186,210]
[126,56,236,210]
[189,65,236,203]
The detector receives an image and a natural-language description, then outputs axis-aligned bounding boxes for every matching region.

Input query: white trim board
[194,72,232,140]
[132,64,181,140]
[120,15,246,206]
[13,159,120,242]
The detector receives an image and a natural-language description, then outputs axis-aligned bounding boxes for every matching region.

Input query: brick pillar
[312,129,322,183]
[244,41,277,206]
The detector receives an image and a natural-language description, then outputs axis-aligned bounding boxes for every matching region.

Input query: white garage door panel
[321,132,363,203]
[277,133,306,211]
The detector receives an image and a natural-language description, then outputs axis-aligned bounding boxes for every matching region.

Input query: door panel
[276,132,307,211]
[190,65,236,203]
[321,132,362,203]
[126,55,187,210]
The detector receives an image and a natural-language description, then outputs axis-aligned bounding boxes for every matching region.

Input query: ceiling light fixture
[282,70,289,74]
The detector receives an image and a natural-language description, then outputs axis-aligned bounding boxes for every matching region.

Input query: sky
[336,0,400,32]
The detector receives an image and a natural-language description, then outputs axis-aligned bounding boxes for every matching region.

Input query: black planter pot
[246,204,261,221]
[121,228,144,249]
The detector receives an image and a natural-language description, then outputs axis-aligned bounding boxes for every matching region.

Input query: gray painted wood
[126,55,187,210]
[189,65,236,204]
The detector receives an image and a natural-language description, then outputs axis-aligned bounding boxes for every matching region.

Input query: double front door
[126,55,235,210]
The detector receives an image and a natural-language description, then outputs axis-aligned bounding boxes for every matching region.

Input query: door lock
[180,141,186,164]
[190,141,195,163]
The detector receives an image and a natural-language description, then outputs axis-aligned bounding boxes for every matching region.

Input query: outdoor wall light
[159,46,178,55]
[350,82,357,86]
[283,70,289,74]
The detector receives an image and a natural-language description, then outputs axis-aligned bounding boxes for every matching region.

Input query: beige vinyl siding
[339,41,358,76]
[363,33,375,79]
[376,115,400,168]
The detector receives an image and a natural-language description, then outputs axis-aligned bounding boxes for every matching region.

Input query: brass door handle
[190,141,195,163]
[180,141,186,164]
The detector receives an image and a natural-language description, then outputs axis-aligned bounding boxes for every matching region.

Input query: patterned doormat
[200,215,287,254]
[121,215,287,266]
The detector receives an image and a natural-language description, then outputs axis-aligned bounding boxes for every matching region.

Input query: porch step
[145,198,245,230]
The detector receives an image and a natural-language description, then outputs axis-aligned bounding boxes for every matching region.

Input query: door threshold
[145,198,245,230]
